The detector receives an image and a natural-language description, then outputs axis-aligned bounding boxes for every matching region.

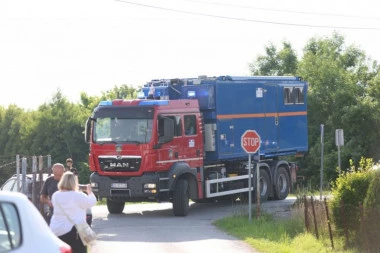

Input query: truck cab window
[184,115,196,136]
[95,118,152,143]
[158,116,181,137]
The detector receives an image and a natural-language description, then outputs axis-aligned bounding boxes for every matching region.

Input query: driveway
[90,197,296,253]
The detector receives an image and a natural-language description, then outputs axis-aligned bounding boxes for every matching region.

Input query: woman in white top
[50,171,96,253]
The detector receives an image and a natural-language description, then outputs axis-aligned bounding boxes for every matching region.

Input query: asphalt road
[90,197,296,253]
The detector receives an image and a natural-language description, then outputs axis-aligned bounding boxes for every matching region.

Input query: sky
[1,0,380,109]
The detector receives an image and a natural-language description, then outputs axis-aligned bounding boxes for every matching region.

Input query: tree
[249,32,380,186]
[101,84,138,100]
[249,41,298,76]
[29,91,90,181]
[297,32,380,184]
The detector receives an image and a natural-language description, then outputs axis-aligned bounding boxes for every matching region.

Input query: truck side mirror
[158,117,174,144]
[85,117,92,143]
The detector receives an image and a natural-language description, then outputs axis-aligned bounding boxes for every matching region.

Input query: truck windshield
[94,118,153,144]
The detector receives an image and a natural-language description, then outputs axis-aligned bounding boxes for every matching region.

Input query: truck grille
[98,156,141,172]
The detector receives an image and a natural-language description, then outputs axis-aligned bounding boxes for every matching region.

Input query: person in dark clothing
[66,158,78,175]
[40,163,65,224]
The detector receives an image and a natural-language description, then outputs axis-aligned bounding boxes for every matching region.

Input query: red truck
[85,76,308,216]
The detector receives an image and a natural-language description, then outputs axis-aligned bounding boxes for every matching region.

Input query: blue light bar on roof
[98,101,113,106]
[139,100,169,106]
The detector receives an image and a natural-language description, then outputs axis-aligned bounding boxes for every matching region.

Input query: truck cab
[86,99,203,215]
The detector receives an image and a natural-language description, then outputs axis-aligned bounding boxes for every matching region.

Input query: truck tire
[259,169,270,202]
[173,179,189,216]
[106,198,125,214]
[274,167,290,200]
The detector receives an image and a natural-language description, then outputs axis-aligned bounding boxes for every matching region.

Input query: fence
[14,155,52,215]
[300,195,380,252]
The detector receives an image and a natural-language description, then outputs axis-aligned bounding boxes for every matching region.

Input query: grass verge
[213,209,356,253]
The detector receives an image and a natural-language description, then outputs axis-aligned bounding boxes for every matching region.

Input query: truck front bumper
[90,172,163,201]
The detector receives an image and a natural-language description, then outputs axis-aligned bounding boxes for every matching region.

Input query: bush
[364,169,380,208]
[330,166,373,234]
[362,170,380,252]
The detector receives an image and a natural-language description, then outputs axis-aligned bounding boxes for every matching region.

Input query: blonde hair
[58,171,78,191]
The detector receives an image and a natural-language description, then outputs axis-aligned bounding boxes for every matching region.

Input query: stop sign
[241,130,261,153]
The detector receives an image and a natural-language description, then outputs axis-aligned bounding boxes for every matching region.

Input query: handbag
[56,201,97,246]
[74,222,97,246]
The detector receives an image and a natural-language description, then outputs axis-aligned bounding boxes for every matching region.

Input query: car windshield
[94,118,153,144]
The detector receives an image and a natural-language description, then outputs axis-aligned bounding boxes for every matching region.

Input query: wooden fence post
[324,197,334,249]
[340,201,349,248]
[310,196,319,239]
[304,195,310,232]
[359,202,368,251]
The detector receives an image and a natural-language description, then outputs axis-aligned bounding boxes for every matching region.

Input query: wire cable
[114,0,380,31]
[184,0,380,21]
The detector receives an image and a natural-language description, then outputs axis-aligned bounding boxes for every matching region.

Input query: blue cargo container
[140,76,308,163]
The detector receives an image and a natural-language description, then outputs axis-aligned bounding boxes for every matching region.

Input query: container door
[262,84,280,153]
[217,119,234,155]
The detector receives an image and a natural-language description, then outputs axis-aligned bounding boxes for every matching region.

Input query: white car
[1,174,92,226]
[0,191,72,253]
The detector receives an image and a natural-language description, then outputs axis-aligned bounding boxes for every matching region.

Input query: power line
[114,0,380,31]
[184,0,380,21]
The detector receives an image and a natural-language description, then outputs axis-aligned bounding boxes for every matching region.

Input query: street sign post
[241,130,261,222]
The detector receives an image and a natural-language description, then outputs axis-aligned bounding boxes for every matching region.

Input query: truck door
[157,115,182,167]
[182,114,203,167]
[263,84,280,153]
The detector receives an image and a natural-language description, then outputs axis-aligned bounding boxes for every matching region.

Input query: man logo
[110,162,129,168]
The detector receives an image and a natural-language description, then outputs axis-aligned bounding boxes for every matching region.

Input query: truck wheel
[259,169,270,202]
[173,179,189,216]
[107,198,125,214]
[274,167,290,200]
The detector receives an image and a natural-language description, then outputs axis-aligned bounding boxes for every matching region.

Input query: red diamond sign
[241,130,261,154]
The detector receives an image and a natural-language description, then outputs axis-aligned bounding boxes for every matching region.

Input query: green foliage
[363,169,380,208]
[251,33,380,186]
[0,84,139,184]
[330,160,374,234]
[249,41,298,76]
[31,91,89,167]
[298,33,368,181]
[100,84,138,100]
[362,170,380,252]
[77,162,91,184]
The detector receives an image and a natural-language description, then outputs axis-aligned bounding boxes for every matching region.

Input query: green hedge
[362,170,380,252]
[330,169,374,233]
